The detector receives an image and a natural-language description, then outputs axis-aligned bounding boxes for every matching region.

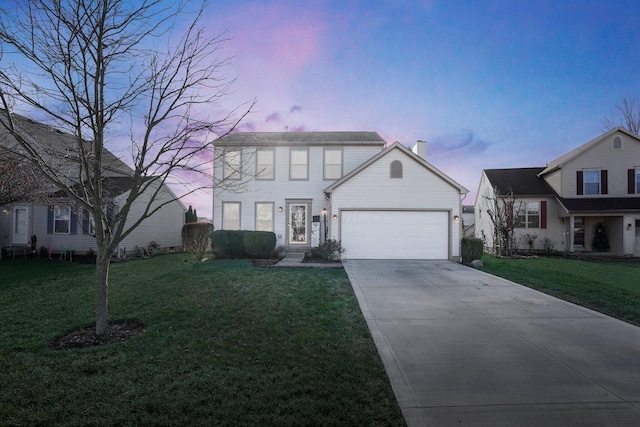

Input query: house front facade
[213,132,468,260]
[475,127,640,256]
[0,112,186,257]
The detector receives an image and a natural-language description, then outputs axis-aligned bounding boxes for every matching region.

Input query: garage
[340,210,449,259]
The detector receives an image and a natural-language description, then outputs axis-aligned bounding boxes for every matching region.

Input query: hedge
[211,230,276,259]
[461,237,483,265]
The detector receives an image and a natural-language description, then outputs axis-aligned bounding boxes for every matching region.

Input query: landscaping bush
[243,231,276,259]
[461,236,483,265]
[308,239,345,261]
[211,230,276,259]
[182,222,214,260]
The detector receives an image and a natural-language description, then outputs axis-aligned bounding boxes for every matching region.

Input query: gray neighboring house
[213,132,468,260]
[475,127,640,255]
[0,111,186,257]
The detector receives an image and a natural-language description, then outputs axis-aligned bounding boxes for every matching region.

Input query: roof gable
[483,167,555,196]
[539,127,640,176]
[325,142,468,194]
[215,131,386,147]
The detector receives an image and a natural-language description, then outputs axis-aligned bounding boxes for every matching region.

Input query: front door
[288,204,307,245]
[13,206,29,245]
[573,217,585,248]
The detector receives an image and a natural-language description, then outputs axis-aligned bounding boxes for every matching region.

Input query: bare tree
[0,0,252,335]
[483,186,522,257]
[602,97,640,134]
[0,145,52,206]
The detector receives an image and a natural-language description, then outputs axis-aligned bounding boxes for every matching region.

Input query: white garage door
[340,210,449,259]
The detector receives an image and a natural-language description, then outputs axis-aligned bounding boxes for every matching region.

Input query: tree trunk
[95,249,111,336]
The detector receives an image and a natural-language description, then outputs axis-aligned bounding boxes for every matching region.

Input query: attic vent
[612,135,623,150]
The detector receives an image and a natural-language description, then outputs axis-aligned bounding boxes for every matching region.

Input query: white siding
[474,171,497,249]
[330,149,462,258]
[213,144,383,247]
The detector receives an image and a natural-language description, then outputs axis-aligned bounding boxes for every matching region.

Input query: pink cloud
[265,112,280,122]
[290,105,302,113]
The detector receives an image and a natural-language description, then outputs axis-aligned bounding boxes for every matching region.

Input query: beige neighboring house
[475,127,640,256]
[213,132,468,260]
[0,111,186,257]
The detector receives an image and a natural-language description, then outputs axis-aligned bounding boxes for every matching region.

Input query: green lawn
[479,254,640,326]
[0,254,405,426]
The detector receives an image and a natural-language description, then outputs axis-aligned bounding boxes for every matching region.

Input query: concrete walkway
[343,259,640,427]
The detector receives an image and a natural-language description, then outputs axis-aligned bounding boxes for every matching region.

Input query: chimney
[411,140,427,160]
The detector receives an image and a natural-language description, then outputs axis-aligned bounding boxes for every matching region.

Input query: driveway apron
[343,259,640,427]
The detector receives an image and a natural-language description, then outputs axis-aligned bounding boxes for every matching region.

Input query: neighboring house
[475,127,640,256]
[0,112,186,256]
[213,132,468,260]
[462,205,475,237]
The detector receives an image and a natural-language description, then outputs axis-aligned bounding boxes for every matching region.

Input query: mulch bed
[49,320,146,350]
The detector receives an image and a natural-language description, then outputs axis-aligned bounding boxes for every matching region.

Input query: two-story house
[213,132,468,260]
[475,127,640,256]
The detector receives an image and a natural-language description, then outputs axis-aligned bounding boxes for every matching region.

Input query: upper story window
[256,148,275,180]
[223,150,241,180]
[584,170,601,195]
[290,147,308,180]
[390,160,403,178]
[515,201,540,229]
[324,148,342,180]
[612,135,623,150]
[54,206,71,234]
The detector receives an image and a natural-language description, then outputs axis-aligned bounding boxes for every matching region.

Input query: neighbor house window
[636,168,640,194]
[223,150,241,180]
[612,135,623,150]
[255,202,274,232]
[584,170,600,195]
[256,148,275,180]
[222,202,240,230]
[516,202,540,229]
[290,147,308,180]
[54,206,71,234]
[324,148,342,180]
[390,160,403,178]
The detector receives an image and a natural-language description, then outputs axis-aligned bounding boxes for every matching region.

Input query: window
[222,202,240,230]
[256,149,275,180]
[255,202,274,232]
[390,160,403,178]
[54,206,70,234]
[584,170,600,195]
[612,135,623,150]
[516,202,540,229]
[223,150,241,180]
[636,168,640,194]
[290,148,308,180]
[324,148,342,180]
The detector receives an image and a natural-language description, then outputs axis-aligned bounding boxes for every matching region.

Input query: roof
[324,141,468,194]
[558,197,640,212]
[215,131,387,147]
[0,109,133,176]
[539,127,640,176]
[483,167,555,196]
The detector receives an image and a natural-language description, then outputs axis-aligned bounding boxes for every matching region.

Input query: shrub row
[211,230,276,259]
[461,236,483,265]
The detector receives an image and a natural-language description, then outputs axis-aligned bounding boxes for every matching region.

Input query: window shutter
[82,209,90,235]
[629,169,636,194]
[601,170,608,194]
[47,206,54,234]
[576,171,583,195]
[540,201,547,229]
[70,210,78,234]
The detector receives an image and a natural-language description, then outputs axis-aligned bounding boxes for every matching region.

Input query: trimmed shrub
[461,237,483,265]
[182,222,214,260]
[243,231,277,259]
[308,239,345,261]
[211,230,276,259]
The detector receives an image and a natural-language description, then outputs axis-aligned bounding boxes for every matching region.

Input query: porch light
[278,206,283,212]
[628,223,633,230]
[332,214,338,221]
[322,208,327,216]
[453,215,460,222]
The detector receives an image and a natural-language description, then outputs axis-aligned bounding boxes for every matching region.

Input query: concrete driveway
[343,259,640,427]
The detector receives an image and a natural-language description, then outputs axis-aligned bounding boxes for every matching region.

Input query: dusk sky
[178,0,640,218]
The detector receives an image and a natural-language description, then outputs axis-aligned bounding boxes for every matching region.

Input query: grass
[0,254,405,426]
[479,254,640,326]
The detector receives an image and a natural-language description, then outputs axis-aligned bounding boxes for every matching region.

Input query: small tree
[185,205,198,223]
[182,222,213,261]
[603,97,640,134]
[483,186,522,257]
